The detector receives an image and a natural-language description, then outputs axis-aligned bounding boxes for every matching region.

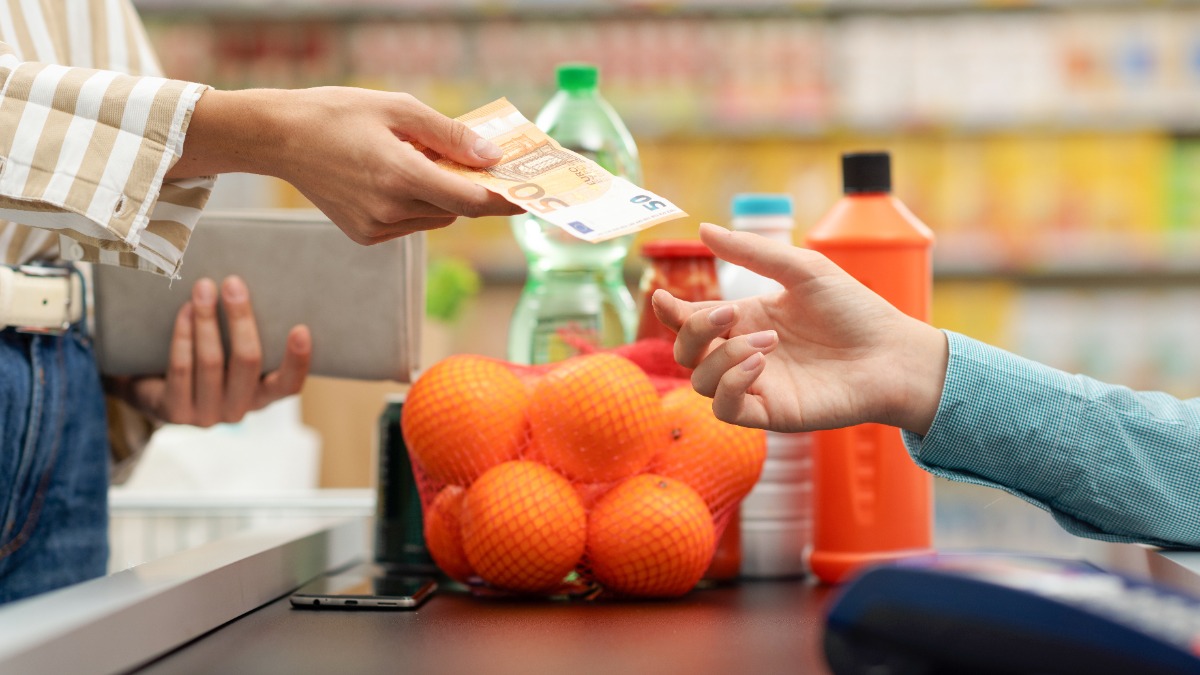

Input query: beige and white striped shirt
[0,0,213,278]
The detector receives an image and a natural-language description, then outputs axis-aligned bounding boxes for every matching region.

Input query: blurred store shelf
[132,0,1196,20]
[137,8,1200,136]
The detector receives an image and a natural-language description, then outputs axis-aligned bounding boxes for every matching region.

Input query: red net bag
[401,339,767,599]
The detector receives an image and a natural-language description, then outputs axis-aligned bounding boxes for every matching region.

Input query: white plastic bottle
[508,63,640,365]
[718,194,796,298]
[719,193,813,579]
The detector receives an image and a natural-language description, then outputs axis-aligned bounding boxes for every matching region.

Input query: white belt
[0,265,84,334]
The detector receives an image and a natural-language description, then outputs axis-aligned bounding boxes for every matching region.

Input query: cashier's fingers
[256,326,312,406]
[391,93,504,168]
[394,145,522,219]
[698,222,827,288]
[220,276,263,423]
[710,352,771,429]
[650,288,724,335]
[673,301,743,370]
[191,278,225,427]
[690,330,779,399]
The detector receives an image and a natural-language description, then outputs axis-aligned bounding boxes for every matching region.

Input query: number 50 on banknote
[435,98,687,243]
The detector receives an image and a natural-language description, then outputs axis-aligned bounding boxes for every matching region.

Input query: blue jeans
[0,326,109,604]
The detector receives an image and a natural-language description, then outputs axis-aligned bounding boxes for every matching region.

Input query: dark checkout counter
[4,505,1200,675]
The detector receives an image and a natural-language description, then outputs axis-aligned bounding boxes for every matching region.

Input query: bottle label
[532,314,600,364]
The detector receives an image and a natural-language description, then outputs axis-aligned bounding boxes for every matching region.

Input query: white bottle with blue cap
[720,193,813,579]
[718,194,796,301]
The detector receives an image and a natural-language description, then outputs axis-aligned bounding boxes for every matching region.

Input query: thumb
[698,222,820,289]
[395,95,504,167]
[652,288,723,333]
[650,289,687,333]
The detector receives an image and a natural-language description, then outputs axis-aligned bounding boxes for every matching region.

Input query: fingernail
[474,137,503,160]
[742,352,764,371]
[747,330,776,349]
[290,327,311,351]
[709,305,734,326]
[222,277,246,302]
[195,279,215,304]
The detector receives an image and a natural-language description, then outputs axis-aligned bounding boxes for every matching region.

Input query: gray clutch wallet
[93,209,424,382]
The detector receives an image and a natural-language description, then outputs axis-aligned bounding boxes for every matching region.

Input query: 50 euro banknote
[435,98,687,242]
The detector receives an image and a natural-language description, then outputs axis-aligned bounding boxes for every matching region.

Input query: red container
[635,240,722,342]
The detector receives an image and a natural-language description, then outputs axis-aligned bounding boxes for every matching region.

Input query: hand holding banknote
[171,87,524,243]
[436,98,688,242]
[175,91,681,243]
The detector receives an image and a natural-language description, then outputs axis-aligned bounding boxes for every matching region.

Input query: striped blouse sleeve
[0,40,213,278]
[902,331,1200,548]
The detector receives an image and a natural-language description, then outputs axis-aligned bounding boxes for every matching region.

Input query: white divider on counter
[108,488,374,572]
[0,518,366,675]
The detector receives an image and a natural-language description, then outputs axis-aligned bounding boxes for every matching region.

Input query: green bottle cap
[556,63,599,91]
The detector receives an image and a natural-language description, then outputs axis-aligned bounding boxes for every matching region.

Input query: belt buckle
[13,264,76,336]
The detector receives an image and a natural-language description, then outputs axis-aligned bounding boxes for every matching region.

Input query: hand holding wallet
[93,210,424,383]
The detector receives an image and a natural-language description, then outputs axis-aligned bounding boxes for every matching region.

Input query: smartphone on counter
[290,563,436,610]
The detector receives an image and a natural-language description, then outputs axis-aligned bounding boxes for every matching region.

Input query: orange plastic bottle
[803,152,935,584]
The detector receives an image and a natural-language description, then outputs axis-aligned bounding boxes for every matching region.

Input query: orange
[424,486,475,583]
[461,461,586,593]
[402,355,530,486]
[652,386,767,516]
[587,474,716,598]
[528,353,666,483]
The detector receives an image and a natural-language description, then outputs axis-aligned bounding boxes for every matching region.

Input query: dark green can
[375,394,437,575]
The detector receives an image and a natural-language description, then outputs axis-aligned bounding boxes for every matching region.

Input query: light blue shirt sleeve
[901,331,1200,548]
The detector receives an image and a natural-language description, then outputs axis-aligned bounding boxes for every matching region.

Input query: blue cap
[731,193,794,217]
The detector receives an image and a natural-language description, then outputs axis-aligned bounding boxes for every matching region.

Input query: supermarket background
[110,0,1200,570]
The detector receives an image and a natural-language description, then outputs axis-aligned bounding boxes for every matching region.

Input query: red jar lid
[640,239,715,259]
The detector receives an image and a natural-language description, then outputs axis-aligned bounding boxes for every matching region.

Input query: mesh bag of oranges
[402,341,767,599]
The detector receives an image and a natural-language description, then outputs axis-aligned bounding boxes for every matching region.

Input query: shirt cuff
[59,174,216,278]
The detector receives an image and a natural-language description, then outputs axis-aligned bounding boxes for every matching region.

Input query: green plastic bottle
[507,63,641,365]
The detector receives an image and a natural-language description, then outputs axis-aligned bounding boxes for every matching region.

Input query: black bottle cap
[842,152,891,194]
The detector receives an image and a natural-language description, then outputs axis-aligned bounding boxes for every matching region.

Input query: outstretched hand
[169,87,524,243]
[652,222,948,435]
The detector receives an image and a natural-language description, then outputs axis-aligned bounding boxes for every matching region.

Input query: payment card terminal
[824,553,1200,675]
